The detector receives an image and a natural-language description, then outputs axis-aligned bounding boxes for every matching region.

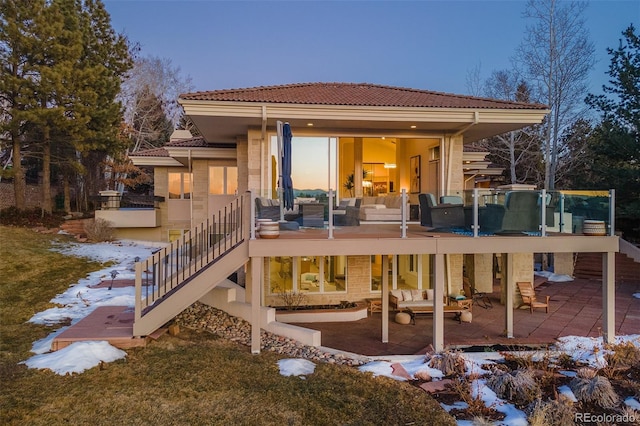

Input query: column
[602,252,616,344]
[505,253,514,338]
[382,255,389,343]
[433,253,445,351]
[250,257,262,354]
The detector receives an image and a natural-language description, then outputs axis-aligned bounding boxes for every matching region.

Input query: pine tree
[0,0,46,209]
[585,24,640,220]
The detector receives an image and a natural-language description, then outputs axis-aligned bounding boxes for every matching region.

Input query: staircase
[133,194,251,337]
[574,244,640,281]
[60,218,93,240]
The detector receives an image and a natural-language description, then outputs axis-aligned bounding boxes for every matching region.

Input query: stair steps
[574,252,640,280]
[60,218,93,239]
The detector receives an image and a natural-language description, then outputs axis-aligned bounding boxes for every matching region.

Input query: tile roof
[165,136,209,147]
[129,147,169,157]
[180,82,547,110]
[129,137,236,158]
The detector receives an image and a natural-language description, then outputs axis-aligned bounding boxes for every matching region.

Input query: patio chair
[419,193,465,229]
[516,281,550,313]
[462,277,493,309]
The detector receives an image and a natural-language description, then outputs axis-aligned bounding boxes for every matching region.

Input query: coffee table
[405,300,471,325]
[300,203,324,227]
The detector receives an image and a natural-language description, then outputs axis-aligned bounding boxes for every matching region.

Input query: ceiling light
[410,125,417,129]
[307,123,313,127]
[384,163,397,169]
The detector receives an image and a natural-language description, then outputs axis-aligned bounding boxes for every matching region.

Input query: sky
[103,0,639,97]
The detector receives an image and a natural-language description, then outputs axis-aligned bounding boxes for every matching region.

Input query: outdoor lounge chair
[419,193,465,229]
[463,277,493,309]
[480,191,555,233]
[516,281,550,313]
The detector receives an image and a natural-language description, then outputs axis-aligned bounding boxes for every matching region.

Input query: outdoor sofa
[358,195,409,222]
[389,289,435,311]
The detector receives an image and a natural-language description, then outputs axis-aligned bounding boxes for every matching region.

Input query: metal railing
[251,189,410,239]
[91,194,165,210]
[135,193,249,315]
[459,189,615,237]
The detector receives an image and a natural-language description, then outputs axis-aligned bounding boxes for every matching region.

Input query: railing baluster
[136,194,248,317]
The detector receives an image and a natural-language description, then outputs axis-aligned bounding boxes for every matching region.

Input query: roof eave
[129,156,183,167]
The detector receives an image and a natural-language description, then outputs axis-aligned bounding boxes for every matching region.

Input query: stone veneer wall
[465,253,495,294]
[0,182,58,210]
[501,252,534,307]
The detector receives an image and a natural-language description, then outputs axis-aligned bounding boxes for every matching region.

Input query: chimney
[169,129,193,142]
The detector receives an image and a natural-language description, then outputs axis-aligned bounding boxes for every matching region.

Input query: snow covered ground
[19,238,640,424]
[22,239,159,373]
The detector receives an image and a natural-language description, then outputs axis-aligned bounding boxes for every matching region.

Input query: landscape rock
[174,302,368,367]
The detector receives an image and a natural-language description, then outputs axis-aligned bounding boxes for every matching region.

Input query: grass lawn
[0,226,455,425]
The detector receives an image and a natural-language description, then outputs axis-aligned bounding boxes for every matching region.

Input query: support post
[328,189,334,239]
[472,188,479,238]
[382,255,389,343]
[250,257,262,354]
[401,189,407,238]
[433,253,445,351]
[602,251,616,344]
[505,253,514,338]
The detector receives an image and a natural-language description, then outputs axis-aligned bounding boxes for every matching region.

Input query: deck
[52,273,640,356]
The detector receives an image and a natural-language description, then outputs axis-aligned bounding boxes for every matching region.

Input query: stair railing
[135,193,250,318]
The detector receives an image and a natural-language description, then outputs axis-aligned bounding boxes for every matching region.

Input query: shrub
[84,218,114,242]
[273,287,307,310]
[569,374,619,409]
[527,398,576,426]
[486,369,541,406]
[0,206,65,228]
[448,377,494,420]
[429,351,467,376]
[605,340,640,370]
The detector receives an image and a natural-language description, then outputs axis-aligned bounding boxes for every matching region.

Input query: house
[96,83,619,353]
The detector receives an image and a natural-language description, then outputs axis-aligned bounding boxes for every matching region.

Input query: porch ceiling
[180,102,548,145]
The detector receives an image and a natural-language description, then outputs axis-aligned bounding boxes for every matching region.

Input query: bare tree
[119,56,194,152]
[468,69,544,185]
[515,0,595,189]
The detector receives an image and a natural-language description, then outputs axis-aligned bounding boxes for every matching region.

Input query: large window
[268,255,346,294]
[168,172,192,199]
[209,166,238,195]
[269,136,336,197]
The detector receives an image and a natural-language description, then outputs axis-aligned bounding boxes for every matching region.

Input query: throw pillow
[411,289,423,301]
[426,289,434,300]
[390,290,403,301]
[401,290,413,302]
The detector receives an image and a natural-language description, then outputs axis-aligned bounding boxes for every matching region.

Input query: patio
[295,276,640,356]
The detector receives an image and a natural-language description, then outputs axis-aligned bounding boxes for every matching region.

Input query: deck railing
[91,193,165,210]
[252,188,616,239]
[135,193,249,316]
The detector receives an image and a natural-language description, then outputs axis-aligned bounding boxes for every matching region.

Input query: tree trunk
[42,126,52,214]
[11,132,26,210]
[63,176,71,213]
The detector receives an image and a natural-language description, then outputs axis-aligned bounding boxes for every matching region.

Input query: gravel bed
[175,302,369,366]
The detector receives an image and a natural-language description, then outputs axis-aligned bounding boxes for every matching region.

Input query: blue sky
[104,0,638,98]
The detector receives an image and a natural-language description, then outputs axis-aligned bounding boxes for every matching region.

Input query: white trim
[129,157,183,166]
